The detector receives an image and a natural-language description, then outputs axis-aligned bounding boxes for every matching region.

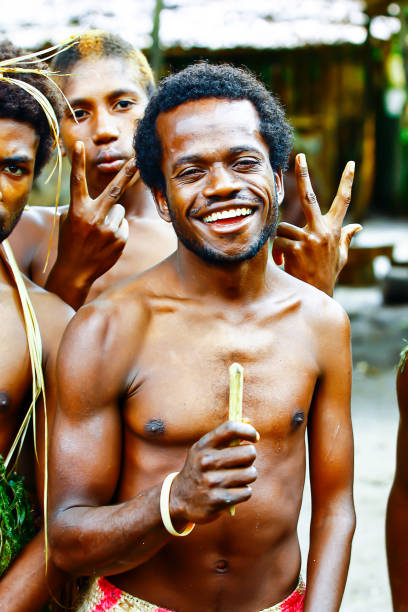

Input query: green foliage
[0,456,35,577]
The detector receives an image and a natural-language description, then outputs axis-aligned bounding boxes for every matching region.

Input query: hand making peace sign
[272,153,362,296]
[45,141,139,309]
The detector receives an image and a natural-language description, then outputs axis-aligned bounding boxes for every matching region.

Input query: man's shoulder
[9,205,67,271]
[66,269,160,349]
[27,281,74,351]
[274,267,348,329]
[20,205,67,232]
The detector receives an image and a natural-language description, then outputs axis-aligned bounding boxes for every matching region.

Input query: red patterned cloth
[78,575,305,611]
[77,577,174,611]
[260,576,305,611]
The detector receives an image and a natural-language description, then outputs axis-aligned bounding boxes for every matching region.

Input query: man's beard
[169,208,277,264]
[167,189,279,264]
[0,208,24,244]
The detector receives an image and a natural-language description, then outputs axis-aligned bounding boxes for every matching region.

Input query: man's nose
[202,165,241,199]
[92,108,119,144]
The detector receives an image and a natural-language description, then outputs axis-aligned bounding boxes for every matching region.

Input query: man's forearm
[0,530,68,612]
[51,483,174,577]
[45,261,92,310]
[304,505,355,611]
[386,484,408,611]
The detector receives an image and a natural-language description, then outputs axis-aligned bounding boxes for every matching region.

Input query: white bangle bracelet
[160,472,195,537]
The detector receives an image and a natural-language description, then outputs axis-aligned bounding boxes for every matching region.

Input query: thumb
[341,223,362,249]
[338,224,362,270]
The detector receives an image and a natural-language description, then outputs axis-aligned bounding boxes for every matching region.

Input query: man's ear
[274,169,284,205]
[151,187,172,223]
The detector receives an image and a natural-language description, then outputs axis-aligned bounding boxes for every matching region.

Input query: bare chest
[124,306,319,446]
[0,296,31,454]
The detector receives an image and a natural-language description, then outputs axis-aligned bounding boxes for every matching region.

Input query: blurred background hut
[4,0,403,220]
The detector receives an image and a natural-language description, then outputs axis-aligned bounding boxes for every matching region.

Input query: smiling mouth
[202,207,254,224]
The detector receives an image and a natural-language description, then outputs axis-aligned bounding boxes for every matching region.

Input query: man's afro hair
[135,62,293,193]
[0,40,64,176]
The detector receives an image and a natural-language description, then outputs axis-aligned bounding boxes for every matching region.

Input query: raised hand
[272,153,362,296]
[170,421,259,524]
[45,141,139,309]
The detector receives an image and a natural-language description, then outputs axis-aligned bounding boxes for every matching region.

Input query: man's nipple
[0,391,11,413]
[291,410,305,430]
[145,418,166,437]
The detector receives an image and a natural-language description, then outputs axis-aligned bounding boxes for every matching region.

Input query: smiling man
[0,41,73,611]
[9,30,177,310]
[48,63,355,612]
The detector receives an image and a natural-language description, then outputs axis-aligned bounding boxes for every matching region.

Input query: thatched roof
[2,0,401,51]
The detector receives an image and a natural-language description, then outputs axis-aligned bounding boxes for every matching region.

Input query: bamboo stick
[228,363,244,516]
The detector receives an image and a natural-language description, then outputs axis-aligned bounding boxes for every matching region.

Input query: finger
[339,223,362,265]
[272,240,283,266]
[197,421,259,451]
[328,161,355,225]
[201,444,257,470]
[204,466,257,489]
[272,236,299,257]
[115,218,129,243]
[295,153,322,229]
[213,486,253,508]
[96,157,138,219]
[69,141,89,211]
[276,222,308,241]
[104,204,125,232]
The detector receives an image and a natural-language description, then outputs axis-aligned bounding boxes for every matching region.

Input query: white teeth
[203,208,253,223]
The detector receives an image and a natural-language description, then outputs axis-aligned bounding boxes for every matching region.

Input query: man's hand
[272,153,362,296]
[45,140,139,309]
[170,421,258,524]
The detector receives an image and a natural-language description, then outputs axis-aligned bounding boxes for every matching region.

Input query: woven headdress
[0,37,78,268]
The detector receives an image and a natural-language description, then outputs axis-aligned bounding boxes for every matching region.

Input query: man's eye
[234,159,259,170]
[4,165,24,176]
[115,100,135,110]
[178,168,203,178]
[73,109,88,120]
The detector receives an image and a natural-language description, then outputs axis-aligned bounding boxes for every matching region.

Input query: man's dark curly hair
[135,62,293,193]
[0,41,64,176]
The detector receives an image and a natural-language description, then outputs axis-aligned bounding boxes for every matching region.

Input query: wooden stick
[228,363,244,516]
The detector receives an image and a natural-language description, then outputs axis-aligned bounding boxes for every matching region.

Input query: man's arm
[0,290,74,612]
[272,154,362,296]
[0,533,69,612]
[304,300,355,611]
[45,142,138,310]
[386,363,408,611]
[49,300,258,577]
